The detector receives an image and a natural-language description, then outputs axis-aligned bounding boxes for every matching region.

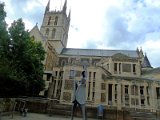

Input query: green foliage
[0,2,45,97]
[0,2,9,57]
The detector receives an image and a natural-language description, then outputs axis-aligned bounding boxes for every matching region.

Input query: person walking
[71,71,87,120]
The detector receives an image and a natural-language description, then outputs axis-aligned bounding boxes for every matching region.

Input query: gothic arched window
[45,28,49,36]
[54,16,58,25]
[47,16,51,25]
[52,28,56,38]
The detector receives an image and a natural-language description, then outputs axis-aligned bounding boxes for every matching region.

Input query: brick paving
[1,113,97,120]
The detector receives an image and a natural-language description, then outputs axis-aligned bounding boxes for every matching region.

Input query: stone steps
[130,112,156,119]
[47,104,72,116]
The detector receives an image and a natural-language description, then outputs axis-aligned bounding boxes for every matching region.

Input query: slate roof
[142,54,152,68]
[60,48,139,58]
[142,67,160,75]
[141,67,160,80]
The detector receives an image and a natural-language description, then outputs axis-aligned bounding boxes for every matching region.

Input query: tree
[0,2,9,57]
[0,2,14,96]
[0,2,45,97]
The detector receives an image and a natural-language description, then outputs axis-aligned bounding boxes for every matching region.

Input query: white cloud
[67,0,109,48]
[5,18,13,28]
[141,39,160,51]
[23,1,42,13]
[23,19,34,30]
[140,39,160,67]
[3,0,14,15]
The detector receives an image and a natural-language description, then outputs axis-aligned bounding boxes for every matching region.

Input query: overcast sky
[2,0,160,68]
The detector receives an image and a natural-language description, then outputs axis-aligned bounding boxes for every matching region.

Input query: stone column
[117,83,122,110]
[86,80,89,100]
[128,85,131,107]
[150,83,157,112]
[122,84,125,107]
[95,82,101,104]
[59,78,65,102]
[144,86,148,108]
[112,84,115,105]
[120,63,122,74]
[106,83,108,105]
[54,80,58,97]
[90,81,93,101]
[117,63,119,74]
[137,85,141,108]
[89,58,92,65]
[68,57,71,64]
[48,78,55,98]
[131,64,133,75]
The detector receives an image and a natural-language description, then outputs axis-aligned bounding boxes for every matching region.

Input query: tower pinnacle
[45,0,50,14]
[68,9,71,20]
[62,0,67,13]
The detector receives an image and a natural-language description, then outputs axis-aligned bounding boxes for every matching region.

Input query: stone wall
[16,98,48,113]
[45,100,160,120]
[0,98,15,112]
[1,98,159,120]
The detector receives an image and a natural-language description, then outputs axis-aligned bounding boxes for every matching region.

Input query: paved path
[1,113,97,120]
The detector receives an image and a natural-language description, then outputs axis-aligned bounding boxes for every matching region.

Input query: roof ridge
[64,48,136,51]
[61,48,138,58]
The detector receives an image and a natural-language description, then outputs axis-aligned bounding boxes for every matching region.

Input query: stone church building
[30,0,160,119]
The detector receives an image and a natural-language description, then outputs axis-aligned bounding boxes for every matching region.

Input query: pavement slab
[1,113,97,120]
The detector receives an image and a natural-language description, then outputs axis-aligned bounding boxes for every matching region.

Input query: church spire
[142,53,152,68]
[62,0,67,13]
[45,0,50,14]
[139,47,144,58]
[68,9,71,20]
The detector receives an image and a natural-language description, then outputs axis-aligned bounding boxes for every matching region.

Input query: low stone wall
[1,98,160,120]
[0,98,15,112]
[0,98,17,118]
[16,98,48,113]
[47,103,159,120]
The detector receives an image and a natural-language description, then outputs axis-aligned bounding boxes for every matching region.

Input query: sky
[1,0,160,68]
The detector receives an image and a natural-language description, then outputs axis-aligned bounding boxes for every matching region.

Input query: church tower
[40,0,70,52]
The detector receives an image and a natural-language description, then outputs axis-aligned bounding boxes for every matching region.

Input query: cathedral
[30,0,160,118]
